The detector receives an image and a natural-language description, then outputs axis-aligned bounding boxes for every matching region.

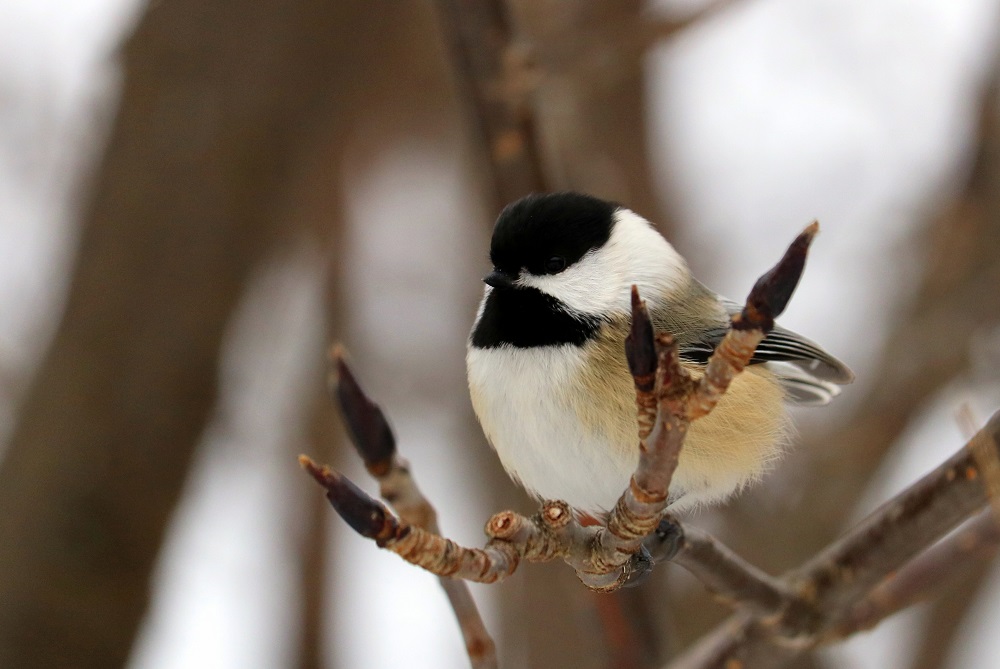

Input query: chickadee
[466,192,853,515]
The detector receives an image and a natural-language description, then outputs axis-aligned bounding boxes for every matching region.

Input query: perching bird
[466,192,853,515]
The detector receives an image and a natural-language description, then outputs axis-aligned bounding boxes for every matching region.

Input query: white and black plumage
[466,192,853,515]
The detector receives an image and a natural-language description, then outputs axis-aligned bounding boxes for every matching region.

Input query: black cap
[489,192,617,278]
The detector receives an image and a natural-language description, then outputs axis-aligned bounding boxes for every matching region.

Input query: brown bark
[831,509,1000,641]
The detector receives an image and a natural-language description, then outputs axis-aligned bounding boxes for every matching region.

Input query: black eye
[544,256,566,274]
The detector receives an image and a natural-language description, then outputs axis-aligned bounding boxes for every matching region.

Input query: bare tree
[2,1,996,667]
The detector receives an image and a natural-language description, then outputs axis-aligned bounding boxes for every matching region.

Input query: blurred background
[2,1,1000,668]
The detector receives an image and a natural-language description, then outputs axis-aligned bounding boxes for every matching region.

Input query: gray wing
[736,299,853,405]
[668,294,854,407]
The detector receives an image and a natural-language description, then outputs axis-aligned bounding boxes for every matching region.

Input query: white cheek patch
[518,249,620,317]
[517,209,689,317]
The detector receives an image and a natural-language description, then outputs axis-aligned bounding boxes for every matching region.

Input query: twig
[312,348,498,669]
[829,508,1000,639]
[666,411,1000,668]
[822,410,1000,644]
[891,405,1000,669]
[971,413,1000,521]
[787,411,1000,632]
[662,522,799,618]
[585,223,818,589]
[302,222,819,595]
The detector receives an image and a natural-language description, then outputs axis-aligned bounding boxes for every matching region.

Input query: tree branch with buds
[300,220,1000,668]
[303,351,497,669]
[300,223,816,592]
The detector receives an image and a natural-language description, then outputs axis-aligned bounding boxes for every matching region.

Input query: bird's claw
[622,544,654,588]
[643,516,682,563]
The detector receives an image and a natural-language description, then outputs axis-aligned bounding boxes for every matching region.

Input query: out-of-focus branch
[666,412,1000,668]
[901,407,1000,669]
[505,0,748,227]
[787,414,1000,629]
[321,348,497,669]
[830,508,1000,639]
[833,408,1000,648]
[439,0,735,224]
[435,0,549,205]
[654,523,796,617]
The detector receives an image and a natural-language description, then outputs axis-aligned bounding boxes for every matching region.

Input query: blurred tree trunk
[0,1,380,666]
[509,0,674,232]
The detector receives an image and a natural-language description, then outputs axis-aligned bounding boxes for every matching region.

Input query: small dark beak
[483,268,517,290]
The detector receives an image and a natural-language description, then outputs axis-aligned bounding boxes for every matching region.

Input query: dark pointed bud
[299,455,396,540]
[328,345,395,475]
[736,221,819,332]
[626,286,657,392]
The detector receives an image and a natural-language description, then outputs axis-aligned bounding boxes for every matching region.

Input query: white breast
[467,337,790,515]
[466,344,639,512]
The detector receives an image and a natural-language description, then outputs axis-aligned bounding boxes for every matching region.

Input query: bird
[466,192,853,516]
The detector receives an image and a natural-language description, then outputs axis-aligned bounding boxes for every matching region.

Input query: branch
[787,411,1000,631]
[653,521,800,617]
[899,407,1000,669]
[666,412,1000,668]
[302,222,819,595]
[829,508,1000,639]
[310,347,498,669]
